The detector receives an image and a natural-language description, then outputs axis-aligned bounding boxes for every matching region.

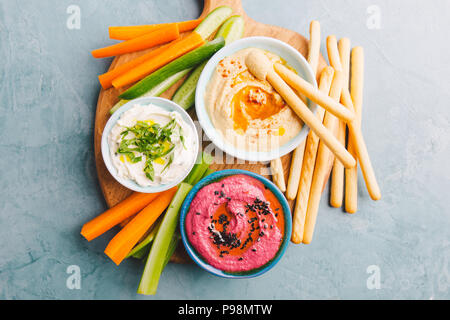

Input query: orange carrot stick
[112,32,204,89]
[81,192,160,241]
[91,24,179,59]
[104,187,178,266]
[109,19,203,40]
[98,40,177,89]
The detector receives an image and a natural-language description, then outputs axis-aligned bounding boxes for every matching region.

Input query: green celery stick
[137,183,193,295]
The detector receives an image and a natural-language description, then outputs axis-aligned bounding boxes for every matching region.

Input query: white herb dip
[108,104,197,187]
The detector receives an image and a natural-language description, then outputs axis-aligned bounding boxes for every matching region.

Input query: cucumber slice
[195,6,233,39]
[119,37,225,100]
[216,15,245,45]
[172,60,207,109]
[109,69,191,115]
[172,15,245,110]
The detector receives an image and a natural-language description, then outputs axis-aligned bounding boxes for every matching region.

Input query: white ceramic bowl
[101,97,199,194]
[195,36,318,162]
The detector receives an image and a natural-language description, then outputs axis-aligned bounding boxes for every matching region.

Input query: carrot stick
[91,24,180,59]
[104,187,177,266]
[81,192,160,241]
[98,40,178,89]
[109,19,203,40]
[112,32,204,89]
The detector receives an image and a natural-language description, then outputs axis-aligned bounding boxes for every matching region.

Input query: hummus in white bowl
[205,48,303,153]
[108,103,196,188]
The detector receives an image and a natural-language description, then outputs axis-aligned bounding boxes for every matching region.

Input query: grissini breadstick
[271,158,286,192]
[286,143,305,200]
[274,63,354,123]
[245,50,356,169]
[303,70,345,244]
[340,82,381,201]
[308,21,321,76]
[286,20,321,200]
[345,47,364,213]
[291,66,334,243]
[330,38,351,208]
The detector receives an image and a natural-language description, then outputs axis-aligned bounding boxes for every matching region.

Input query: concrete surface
[0,0,449,300]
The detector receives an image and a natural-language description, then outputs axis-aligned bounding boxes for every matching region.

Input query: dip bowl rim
[101,96,199,194]
[195,36,318,162]
[179,169,293,279]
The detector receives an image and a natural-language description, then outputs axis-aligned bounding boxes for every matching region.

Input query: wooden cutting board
[94,0,327,263]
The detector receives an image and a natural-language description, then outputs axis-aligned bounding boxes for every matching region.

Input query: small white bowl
[195,36,317,162]
[101,97,199,194]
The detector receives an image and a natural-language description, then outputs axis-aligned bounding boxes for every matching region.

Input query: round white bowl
[195,36,318,162]
[101,97,199,194]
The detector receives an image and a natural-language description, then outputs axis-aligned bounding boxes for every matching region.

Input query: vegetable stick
[119,214,137,228]
[138,183,193,295]
[274,63,354,123]
[98,40,178,89]
[109,19,203,40]
[104,187,178,266]
[112,32,205,89]
[81,192,160,241]
[286,20,321,201]
[345,47,364,213]
[291,66,334,243]
[126,219,163,259]
[245,51,355,168]
[330,38,351,208]
[91,24,180,59]
[302,70,345,244]
[271,158,286,193]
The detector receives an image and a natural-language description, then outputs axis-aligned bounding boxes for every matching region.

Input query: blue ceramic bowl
[195,36,317,162]
[101,97,199,194]
[180,169,292,279]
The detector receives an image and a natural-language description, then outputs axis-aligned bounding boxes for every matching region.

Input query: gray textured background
[0,0,449,300]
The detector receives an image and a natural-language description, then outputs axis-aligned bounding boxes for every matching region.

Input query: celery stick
[202,168,215,179]
[162,233,181,269]
[137,183,193,295]
[184,152,213,185]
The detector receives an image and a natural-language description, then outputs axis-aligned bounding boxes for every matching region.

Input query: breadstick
[330,38,351,208]
[274,63,354,123]
[271,158,286,193]
[345,47,364,213]
[291,66,334,243]
[302,70,345,244]
[286,20,321,200]
[308,21,321,76]
[340,89,381,201]
[245,51,356,169]
[286,142,305,200]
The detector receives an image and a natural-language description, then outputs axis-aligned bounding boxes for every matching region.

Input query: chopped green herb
[117,118,180,180]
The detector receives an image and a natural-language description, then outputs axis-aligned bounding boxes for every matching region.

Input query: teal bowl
[180,169,292,279]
